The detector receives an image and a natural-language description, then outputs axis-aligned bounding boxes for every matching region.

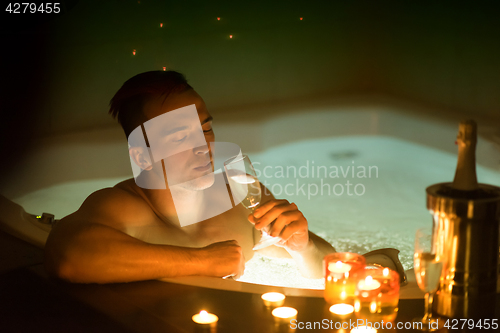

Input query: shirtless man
[44,70,337,284]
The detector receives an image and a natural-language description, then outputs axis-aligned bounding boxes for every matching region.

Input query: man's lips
[194,161,212,171]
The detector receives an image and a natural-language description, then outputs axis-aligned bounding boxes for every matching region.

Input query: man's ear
[129,147,153,171]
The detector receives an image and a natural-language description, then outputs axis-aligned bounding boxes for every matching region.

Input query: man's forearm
[45,219,208,284]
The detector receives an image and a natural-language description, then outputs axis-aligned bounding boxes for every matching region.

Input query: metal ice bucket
[427,182,500,319]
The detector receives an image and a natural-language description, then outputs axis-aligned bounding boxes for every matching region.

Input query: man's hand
[200,240,245,279]
[248,199,309,252]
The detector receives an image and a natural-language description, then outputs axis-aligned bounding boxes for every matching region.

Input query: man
[44,70,338,283]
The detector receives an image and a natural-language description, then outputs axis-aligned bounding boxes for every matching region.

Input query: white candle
[272,307,298,324]
[357,275,381,291]
[261,292,285,307]
[329,303,354,316]
[328,261,352,274]
[192,310,218,326]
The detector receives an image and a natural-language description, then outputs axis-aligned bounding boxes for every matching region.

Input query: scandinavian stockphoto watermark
[253,160,379,200]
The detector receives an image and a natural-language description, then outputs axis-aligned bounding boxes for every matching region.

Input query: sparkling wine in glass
[224,154,280,250]
[412,227,444,331]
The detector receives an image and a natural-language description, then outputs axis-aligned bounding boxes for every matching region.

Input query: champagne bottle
[428,119,500,318]
[451,120,478,191]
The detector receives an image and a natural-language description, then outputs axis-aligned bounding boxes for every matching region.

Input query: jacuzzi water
[12,135,500,289]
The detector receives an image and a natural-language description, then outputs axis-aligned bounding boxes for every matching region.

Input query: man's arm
[250,184,336,278]
[44,188,244,283]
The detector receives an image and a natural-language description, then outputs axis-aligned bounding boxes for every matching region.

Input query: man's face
[141,89,215,190]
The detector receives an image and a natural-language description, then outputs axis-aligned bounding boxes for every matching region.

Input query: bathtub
[2,96,499,298]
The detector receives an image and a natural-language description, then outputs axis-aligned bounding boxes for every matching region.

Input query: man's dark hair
[109,70,193,138]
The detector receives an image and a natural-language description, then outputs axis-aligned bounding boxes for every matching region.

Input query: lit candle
[192,310,218,329]
[272,307,297,324]
[261,292,285,307]
[357,276,381,291]
[328,261,352,275]
[329,304,354,316]
[324,253,366,306]
[354,268,400,323]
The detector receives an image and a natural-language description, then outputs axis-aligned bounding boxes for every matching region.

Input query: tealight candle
[354,267,400,323]
[272,306,298,324]
[261,292,286,307]
[192,310,218,330]
[357,276,381,291]
[323,253,366,306]
[328,261,352,275]
[329,303,354,316]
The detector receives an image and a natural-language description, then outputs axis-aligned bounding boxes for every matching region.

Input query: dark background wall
[1,0,499,180]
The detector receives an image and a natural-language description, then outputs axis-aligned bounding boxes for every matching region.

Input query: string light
[217,17,220,21]
[160,23,163,27]
[300,17,303,20]
[163,67,166,71]
[229,35,233,38]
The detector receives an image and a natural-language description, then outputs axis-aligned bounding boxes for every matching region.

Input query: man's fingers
[205,239,244,279]
[277,220,307,240]
[252,199,290,219]
[253,201,297,230]
[234,251,245,279]
[268,210,303,237]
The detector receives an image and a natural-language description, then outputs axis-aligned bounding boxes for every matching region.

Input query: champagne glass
[412,227,444,331]
[224,154,280,250]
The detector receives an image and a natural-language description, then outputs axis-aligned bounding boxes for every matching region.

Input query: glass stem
[424,292,433,321]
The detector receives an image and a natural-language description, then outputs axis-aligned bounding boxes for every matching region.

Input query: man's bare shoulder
[70,179,154,230]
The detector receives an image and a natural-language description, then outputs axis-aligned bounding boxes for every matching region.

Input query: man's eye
[203,128,213,133]
[172,135,187,142]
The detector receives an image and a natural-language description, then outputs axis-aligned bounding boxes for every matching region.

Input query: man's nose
[193,144,209,155]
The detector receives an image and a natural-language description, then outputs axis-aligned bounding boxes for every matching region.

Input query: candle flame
[366,275,373,284]
[192,310,218,324]
[383,268,389,276]
[354,300,360,312]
